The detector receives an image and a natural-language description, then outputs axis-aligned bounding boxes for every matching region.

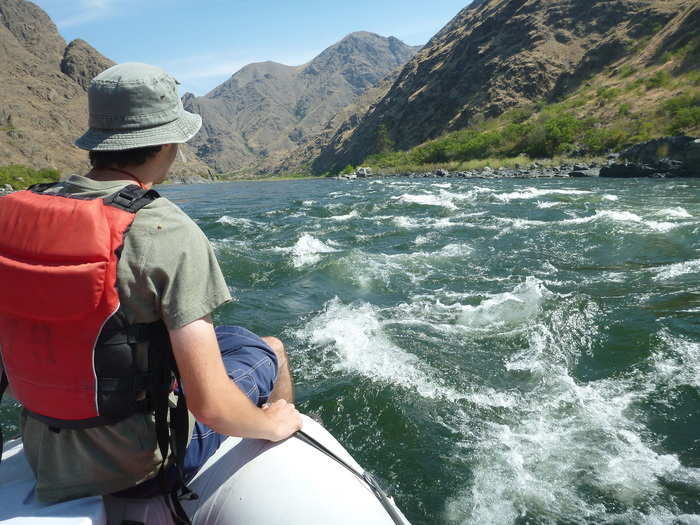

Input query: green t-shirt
[18,175,232,503]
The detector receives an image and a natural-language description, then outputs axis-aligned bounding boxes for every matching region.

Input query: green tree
[340,164,355,175]
[375,123,395,155]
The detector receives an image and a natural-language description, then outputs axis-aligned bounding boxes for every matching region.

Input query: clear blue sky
[32,0,470,96]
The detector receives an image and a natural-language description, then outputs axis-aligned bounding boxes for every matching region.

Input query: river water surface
[2,176,699,524]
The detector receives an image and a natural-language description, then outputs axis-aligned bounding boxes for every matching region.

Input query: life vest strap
[103,185,161,213]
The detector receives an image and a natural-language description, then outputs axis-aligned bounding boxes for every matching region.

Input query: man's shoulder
[134,194,203,237]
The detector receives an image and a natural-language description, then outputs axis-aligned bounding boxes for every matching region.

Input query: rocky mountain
[0,0,208,179]
[183,32,419,174]
[60,38,114,90]
[313,0,696,173]
[0,0,90,172]
[274,69,403,175]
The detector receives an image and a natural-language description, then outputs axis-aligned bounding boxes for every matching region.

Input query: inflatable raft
[0,415,410,524]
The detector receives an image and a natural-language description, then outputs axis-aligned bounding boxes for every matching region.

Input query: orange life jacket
[0,183,195,519]
[0,183,174,423]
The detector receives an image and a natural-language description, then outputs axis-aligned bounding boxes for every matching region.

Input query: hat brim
[75,110,202,151]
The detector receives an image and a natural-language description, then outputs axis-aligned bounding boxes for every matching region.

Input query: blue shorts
[117,325,278,496]
[181,325,278,480]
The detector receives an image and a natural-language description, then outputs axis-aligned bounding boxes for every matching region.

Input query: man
[0,62,302,505]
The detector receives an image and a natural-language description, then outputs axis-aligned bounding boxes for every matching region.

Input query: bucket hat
[75,63,202,151]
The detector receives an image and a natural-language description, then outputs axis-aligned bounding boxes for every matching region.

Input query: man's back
[20,175,231,503]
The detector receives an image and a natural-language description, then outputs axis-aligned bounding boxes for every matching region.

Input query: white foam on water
[497,210,654,230]
[290,233,338,268]
[495,217,549,230]
[652,332,700,389]
[333,250,421,288]
[439,189,481,202]
[328,209,359,221]
[644,220,681,233]
[414,233,439,245]
[209,238,251,255]
[564,209,644,225]
[393,216,421,229]
[215,215,261,228]
[655,207,692,218]
[296,298,462,400]
[437,243,472,257]
[395,193,458,210]
[457,277,551,330]
[432,182,452,188]
[550,210,680,232]
[392,215,459,230]
[302,200,315,206]
[335,246,467,289]
[434,217,457,228]
[536,200,560,209]
[603,194,619,201]
[494,187,591,202]
[654,259,700,281]
[447,300,698,524]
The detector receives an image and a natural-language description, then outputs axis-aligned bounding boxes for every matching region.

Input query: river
[2,176,699,524]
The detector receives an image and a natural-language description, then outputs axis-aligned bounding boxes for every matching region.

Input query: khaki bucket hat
[75,62,202,151]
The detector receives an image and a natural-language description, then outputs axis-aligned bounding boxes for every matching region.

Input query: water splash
[290,233,338,268]
[296,298,461,400]
[457,277,551,330]
[448,298,695,524]
[654,259,700,281]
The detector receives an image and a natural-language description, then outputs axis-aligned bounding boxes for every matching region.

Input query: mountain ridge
[312,0,697,173]
[0,0,210,178]
[183,31,420,174]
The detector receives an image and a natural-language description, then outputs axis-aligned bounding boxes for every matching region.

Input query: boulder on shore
[601,136,699,178]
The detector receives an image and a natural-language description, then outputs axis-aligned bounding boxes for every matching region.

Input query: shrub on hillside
[662,93,700,133]
[521,113,585,157]
[582,126,628,154]
[645,70,672,90]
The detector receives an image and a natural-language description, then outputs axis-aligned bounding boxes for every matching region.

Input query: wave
[448,299,697,524]
[395,193,459,210]
[655,207,693,218]
[215,215,262,228]
[654,259,700,281]
[328,210,359,221]
[457,277,551,329]
[497,210,680,232]
[652,331,700,390]
[295,298,462,400]
[494,187,591,202]
[288,233,339,268]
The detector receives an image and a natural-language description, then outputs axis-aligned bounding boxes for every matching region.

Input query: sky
[32,0,470,96]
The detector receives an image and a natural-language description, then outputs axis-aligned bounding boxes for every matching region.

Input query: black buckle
[113,191,137,208]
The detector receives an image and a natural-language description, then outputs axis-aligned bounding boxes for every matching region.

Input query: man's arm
[169,316,302,442]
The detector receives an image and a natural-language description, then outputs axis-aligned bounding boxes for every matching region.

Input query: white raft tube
[0,415,411,524]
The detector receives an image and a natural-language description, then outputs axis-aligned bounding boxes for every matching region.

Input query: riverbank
[340,136,700,181]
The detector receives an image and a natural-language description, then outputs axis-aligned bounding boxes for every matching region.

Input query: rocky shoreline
[350,136,700,181]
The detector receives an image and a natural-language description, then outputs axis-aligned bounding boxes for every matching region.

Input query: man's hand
[261,400,303,442]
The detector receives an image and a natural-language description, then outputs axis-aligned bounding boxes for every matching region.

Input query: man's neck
[88,166,154,189]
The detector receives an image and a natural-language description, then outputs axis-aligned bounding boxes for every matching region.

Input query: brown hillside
[313,0,695,173]
[0,0,209,179]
